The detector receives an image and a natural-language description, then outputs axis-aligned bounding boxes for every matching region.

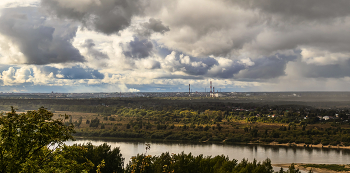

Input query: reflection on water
[65,139,350,165]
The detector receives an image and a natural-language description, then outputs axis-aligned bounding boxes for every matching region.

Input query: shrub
[322,140,330,145]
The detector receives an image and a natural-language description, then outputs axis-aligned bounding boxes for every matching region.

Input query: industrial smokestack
[210,81,213,94]
[189,84,190,96]
[210,81,212,93]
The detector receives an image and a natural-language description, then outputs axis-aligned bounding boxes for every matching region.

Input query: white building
[210,93,224,97]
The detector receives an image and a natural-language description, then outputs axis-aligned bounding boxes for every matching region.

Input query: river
[66,139,350,172]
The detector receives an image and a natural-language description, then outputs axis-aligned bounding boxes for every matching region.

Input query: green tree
[38,144,94,172]
[74,116,83,128]
[82,143,124,173]
[90,117,100,128]
[0,107,93,173]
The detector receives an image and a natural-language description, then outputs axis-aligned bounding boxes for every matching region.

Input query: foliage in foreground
[126,152,271,173]
[0,107,94,173]
[125,152,304,173]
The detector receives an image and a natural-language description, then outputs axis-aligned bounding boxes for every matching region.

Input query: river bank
[265,142,350,150]
[273,163,350,173]
[74,136,350,150]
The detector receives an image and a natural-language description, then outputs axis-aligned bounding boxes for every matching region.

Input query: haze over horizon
[1,0,350,93]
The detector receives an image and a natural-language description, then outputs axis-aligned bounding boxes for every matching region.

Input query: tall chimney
[213,87,215,97]
[189,84,190,96]
[210,81,212,93]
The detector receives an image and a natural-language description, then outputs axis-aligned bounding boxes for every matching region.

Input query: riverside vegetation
[0,107,307,173]
[71,105,350,147]
[3,97,350,146]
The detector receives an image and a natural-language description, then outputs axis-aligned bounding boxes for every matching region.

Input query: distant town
[0,91,350,100]
[0,91,209,98]
[0,91,300,99]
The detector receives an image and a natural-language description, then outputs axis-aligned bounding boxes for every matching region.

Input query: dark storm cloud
[82,39,109,60]
[123,37,153,59]
[163,51,272,79]
[143,18,170,34]
[236,54,297,80]
[0,7,85,65]
[41,0,145,35]
[183,57,218,75]
[223,0,350,57]
[137,18,170,37]
[124,18,169,61]
[176,52,299,80]
[234,0,350,21]
[295,59,350,79]
[152,0,350,61]
[123,18,169,60]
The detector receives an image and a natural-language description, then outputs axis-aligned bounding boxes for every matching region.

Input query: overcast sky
[1,0,350,93]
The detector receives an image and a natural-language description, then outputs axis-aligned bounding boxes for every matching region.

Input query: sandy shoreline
[261,142,350,150]
[272,163,350,173]
[269,142,350,172]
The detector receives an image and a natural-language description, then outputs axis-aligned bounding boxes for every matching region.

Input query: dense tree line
[125,153,304,173]
[75,126,350,147]
[75,105,350,146]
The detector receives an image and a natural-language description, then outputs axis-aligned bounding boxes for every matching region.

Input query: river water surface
[66,139,350,166]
